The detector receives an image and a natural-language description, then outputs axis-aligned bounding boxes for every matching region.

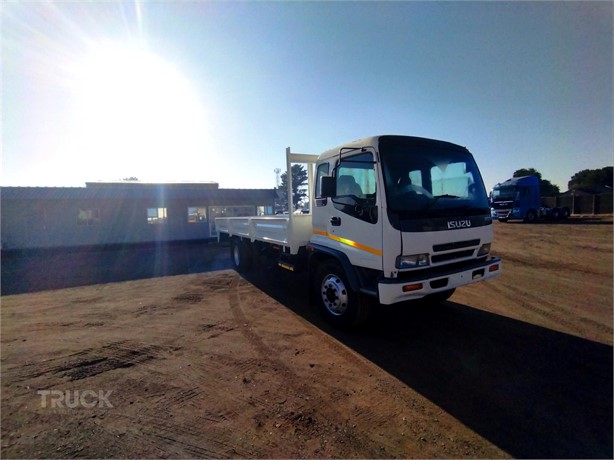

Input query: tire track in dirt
[99,412,227,458]
[9,341,180,383]
[134,303,173,317]
[227,274,299,382]
[152,432,245,458]
[154,387,202,407]
[100,383,249,458]
[196,321,236,338]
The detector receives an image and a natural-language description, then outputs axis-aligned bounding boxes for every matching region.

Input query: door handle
[330,216,341,226]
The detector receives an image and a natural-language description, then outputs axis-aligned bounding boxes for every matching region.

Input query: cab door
[313,151,382,270]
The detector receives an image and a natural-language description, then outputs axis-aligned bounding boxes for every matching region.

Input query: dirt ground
[1,218,612,458]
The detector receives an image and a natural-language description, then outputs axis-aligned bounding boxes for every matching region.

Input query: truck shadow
[1,241,233,296]
[243,268,613,459]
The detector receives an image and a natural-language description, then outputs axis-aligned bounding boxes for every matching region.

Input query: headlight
[396,253,430,269]
[477,243,491,257]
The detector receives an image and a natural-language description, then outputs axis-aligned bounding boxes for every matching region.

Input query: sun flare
[67,42,208,180]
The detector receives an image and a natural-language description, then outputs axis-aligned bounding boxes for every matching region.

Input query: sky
[2,1,612,193]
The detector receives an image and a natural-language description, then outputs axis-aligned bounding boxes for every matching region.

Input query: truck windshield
[380,137,490,217]
[491,185,517,200]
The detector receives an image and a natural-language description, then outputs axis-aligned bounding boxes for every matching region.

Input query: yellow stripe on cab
[313,230,382,256]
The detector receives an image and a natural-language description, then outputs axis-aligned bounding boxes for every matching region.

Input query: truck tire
[551,208,561,220]
[524,210,537,223]
[561,207,570,219]
[230,238,252,273]
[314,261,370,328]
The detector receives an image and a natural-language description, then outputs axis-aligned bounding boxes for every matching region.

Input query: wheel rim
[232,243,241,266]
[320,274,349,316]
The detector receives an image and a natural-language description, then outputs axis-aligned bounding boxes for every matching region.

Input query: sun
[66,42,209,181]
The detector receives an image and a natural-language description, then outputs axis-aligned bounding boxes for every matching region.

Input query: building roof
[561,185,613,195]
[1,186,277,202]
[85,181,219,189]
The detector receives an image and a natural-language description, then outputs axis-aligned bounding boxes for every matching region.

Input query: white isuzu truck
[216,135,501,327]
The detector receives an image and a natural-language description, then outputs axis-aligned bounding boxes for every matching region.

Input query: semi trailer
[216,135,501,327]
[490,175,570,223]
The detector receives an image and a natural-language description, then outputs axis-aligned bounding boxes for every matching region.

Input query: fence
[542,193,613,215]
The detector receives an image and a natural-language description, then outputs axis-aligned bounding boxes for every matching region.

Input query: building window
[147,207,167,224]
[208,205,256,218]
[257,206,273,216]
[187,206,207,223]
[77,209,100,226]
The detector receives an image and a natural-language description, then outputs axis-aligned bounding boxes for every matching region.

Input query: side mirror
[320,176,336,198]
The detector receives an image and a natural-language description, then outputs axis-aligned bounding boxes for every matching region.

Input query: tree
[568,167,613,191]
[277,164,308,212]
[513,168,541,180]
[513,168,560,196]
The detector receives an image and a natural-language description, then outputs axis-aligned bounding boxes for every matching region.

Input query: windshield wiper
[422,194,461,213]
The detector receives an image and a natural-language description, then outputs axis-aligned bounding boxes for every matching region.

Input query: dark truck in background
[490,175,570,223]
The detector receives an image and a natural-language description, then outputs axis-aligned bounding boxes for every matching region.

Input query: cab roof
[317,134,468,161]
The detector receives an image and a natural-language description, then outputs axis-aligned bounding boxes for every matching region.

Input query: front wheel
[313,261,370,328]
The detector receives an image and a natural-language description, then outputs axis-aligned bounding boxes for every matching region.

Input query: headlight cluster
[477,243,491,257]
[396,253,429,269]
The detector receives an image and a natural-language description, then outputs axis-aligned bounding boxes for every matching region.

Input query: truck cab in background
[490,175,570,223]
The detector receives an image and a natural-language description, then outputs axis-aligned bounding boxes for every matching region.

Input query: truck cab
[490,175,541,222]
[490,175,570,223]
[308,135,500,318]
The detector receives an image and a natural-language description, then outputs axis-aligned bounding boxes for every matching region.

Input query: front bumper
[492,208,512,219]
[492,208,524,220]
[377,257,502,305]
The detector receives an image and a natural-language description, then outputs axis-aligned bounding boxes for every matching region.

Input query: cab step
[277,261,296,272]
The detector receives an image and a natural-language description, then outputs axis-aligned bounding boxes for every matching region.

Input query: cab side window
[337,152,376,198]
[334,152,377,224]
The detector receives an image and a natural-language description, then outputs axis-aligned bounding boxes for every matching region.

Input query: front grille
[433,239,480,252]
[431,249,475,263]
[395,257,490,281]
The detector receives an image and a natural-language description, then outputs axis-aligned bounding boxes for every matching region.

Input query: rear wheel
[230,238,252,273]
[314,261,370,328]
